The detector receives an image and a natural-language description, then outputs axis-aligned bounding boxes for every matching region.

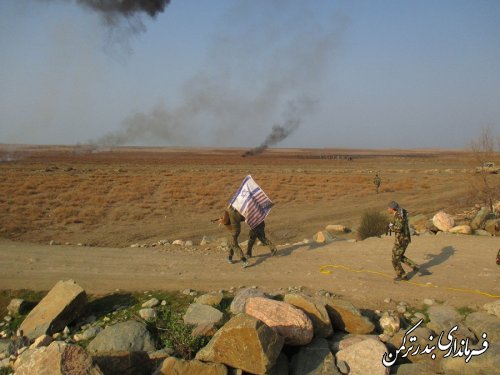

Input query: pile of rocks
[1,280,499,374]
[410,204,499,237]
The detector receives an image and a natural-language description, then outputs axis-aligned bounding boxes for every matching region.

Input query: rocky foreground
[1,279,499,375]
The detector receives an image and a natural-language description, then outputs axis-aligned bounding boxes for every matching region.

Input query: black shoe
[245,252,252,258]
[394,274,408,281]
[412,265,420,272]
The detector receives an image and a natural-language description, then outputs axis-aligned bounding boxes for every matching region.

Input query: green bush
[357,209,390,240]
[155,308,210,360]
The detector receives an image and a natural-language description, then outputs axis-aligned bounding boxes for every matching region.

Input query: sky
[1,0,499,149]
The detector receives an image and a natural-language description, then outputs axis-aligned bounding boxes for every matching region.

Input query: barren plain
[0,145,498,310]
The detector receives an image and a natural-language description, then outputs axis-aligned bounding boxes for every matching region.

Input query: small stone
[423,299,434,306]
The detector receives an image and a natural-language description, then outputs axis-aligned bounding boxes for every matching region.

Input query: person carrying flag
[246,220,277,258]
[220,175,275,267]
[221,205,249,269]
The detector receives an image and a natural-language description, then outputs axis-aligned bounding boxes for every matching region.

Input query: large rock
[93,351,152,375]
[19,279,87,340]
[379,311,400,335]
[267,353,289,375]
[432,211,454,232]
[87,320,156,354]
[465,311,500,343]
[290,338,340,375]
[323,298,375,334]
[245,297,314,346]
[325,224,348,233]
[483,300,500,318]
[426,306,476,344]
[408,214,427,233]
[470,207,490,230]
[484,218,500,236]
[195,292,224,306]
[388,325,436,363]
[391,362,442,375]
[14,341,103,375]
[313,231,334,244]
[336,338,389,375]
[154,357,227,375]
[449,225,472,235]
[283,293,333,338]
[183,303,224,327]
[230,288,269,315]
[440,342,499,375]
[7,298,30,315]
[328,333,381,353]
[195,314,284,374]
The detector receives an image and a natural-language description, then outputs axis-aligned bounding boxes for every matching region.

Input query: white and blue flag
[229,175,273,229]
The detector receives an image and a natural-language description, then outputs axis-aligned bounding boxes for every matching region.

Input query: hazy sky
[1,0,499,149]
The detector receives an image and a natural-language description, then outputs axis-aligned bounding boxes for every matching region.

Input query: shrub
[357,209,389,240]
[155,308,210,360]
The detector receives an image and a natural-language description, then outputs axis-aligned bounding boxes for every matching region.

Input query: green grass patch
[456,306,475,318]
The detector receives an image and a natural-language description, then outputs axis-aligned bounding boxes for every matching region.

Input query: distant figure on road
[246,221,277,258]
[387,200,419,281]
[220,205,249,269]
[373,174,381,194]
[497,249,500,265]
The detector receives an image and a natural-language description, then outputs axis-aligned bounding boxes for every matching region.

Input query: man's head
[387,200,399,214]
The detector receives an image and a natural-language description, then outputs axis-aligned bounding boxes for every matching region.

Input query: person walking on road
[220,205,249,269]
[373,174,382,194]
[387,200,419,281]
[246,221,277,258]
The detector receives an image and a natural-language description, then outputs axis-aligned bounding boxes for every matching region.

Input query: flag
[229,175,273,229]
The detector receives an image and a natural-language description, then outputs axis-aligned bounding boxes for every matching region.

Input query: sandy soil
[1,234,498,311]
[1,146,498,310]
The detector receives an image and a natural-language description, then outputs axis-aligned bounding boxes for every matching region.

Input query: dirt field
[0,145,498,309]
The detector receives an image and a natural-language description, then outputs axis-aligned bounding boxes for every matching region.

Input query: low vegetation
[357,209,390,240]
[0,146,489,247]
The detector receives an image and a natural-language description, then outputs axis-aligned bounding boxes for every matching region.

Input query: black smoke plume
[242,98,316,157]
[76,0,170,20]
[38,0,170,34]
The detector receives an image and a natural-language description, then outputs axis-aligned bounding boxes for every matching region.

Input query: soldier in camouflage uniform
[222,205,249,269]
[246,221,277,258]
[387,201,419,281]
[373,174,381,194]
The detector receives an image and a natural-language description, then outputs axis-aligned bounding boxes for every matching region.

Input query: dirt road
[1,235,498,310]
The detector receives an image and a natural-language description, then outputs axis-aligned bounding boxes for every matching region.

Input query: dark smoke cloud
[77,0,169,17]
[38,0,170,35]
[92,2,346,149]
[243,98,316,157]
[95,103,188,146]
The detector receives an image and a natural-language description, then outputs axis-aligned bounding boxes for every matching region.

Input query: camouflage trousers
[392,240,417,276]
[247,221,276,257]
[228,230,246,262]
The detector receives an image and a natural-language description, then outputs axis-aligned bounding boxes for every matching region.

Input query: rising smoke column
[92,2,345,148]
[242,98,316,157]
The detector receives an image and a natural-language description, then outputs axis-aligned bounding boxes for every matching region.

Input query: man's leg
[230,231,248,268]
[247,228,257,258]
[392,245,406,280]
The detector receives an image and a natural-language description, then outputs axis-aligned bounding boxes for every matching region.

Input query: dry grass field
[1,145,496,248]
